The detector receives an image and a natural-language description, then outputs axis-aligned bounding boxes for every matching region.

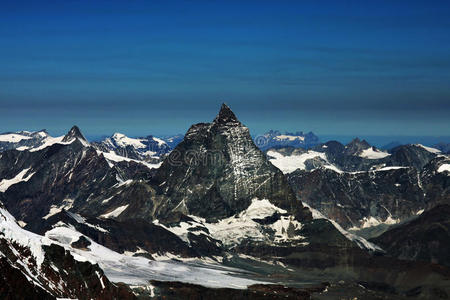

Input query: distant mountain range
[255,130,320,150]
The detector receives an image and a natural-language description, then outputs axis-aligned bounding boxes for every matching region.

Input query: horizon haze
[1,1,449,137]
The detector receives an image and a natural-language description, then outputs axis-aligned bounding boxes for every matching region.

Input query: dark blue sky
[1,0,449,137]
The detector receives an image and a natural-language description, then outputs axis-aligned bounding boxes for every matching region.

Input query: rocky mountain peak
[62,126,89,145]
[347,137,370,148]
[344,137,371,155]
[213,103,241,125]
[154,103,309,222]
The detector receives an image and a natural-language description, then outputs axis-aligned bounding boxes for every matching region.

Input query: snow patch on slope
[267,150,327,174]
[30,136,67,152]
[158,199,306,247]
[43,199,74,220]
[97,150,161,170]
[359,148,391,159]
[111,133,147,149]
[349,215,399,230]
[44,222,266,288]
[437,163,450,174]
[0,207,46,266]
[415,144,441,154]
[2,205,266,290]
[0,133,32,143]
[100,204,129,219]
[0,168,35,192]
[67,212,109,232]
[302,203,382,252]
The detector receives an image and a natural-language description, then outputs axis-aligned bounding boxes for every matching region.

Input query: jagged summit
[344,137,371,156]
[62,126,89,145]
[347,137,370,148]
[213,103,241,125]
[153,103,310,222]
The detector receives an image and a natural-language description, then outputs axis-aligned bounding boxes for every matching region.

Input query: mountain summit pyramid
[153,103,311,222]
[213,103,241,125]
[62,125,89,145]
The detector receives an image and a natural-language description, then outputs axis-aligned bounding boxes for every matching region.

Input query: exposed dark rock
[71,235,91,250]
[288,167,425,229]
[152,103,311,222]
[0,257,55,300]
[62,125,88,144]
[41,244,136,299]
[0,212,135,299]
[371,204,450,267]
[148,280,317,300]
[389,144,437,170]
[344,138,371,156]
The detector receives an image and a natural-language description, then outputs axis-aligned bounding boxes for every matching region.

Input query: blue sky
[0,0,449,138]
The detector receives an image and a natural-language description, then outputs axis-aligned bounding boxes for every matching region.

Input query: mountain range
[0,104,449,299]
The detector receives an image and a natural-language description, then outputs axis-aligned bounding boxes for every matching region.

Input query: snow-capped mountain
[0,104,449,299]
[0,202,136,299]
[0,126,91,153]
[92,132,171,163]
[0,130,49,152]
[152,103,310,222]
[265,139,449,237]
[257,130,319,150]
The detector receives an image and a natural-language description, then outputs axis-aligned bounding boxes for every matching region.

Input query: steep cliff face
[0,203,135,299]
[0,125,159,225]
[153,104,311,222]
[287,167,426,229]
[371,204,450,267]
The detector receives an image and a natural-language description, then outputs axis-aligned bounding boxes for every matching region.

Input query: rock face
[0,203,135,299]
[420,157,450,206]
[0,256,55,300]
[152,104,310,222]
[371,204,450,267]
[148,280,316,300]
[343,138,372,156]
[389,144,438,170]
[287,167,426,229]
[61,125,89,144]
[266,139,448,232]
[287,159,449,232]
[0,126,207,258]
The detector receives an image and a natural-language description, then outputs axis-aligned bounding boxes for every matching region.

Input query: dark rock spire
[213,103,241,125]
[62,126,88,143]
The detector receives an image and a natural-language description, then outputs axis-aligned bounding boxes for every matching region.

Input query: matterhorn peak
[213,103,241,125]
[62,125,89,146]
